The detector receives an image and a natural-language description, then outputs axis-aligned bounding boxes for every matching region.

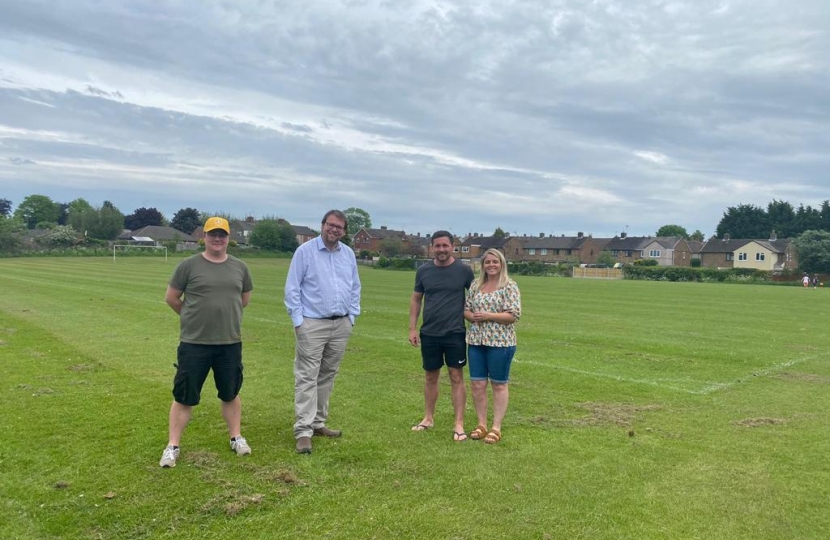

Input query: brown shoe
[295,436,312,454]
[313,426,342,438]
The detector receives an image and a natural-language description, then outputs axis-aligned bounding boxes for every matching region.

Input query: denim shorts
[467,344,516,383]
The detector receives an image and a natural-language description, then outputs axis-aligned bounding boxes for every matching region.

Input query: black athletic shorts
[420,332,467,371]
[172,342,243,406]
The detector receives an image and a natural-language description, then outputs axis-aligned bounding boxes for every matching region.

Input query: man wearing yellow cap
[159,216,254,468]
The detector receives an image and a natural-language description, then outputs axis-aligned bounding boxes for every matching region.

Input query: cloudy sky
[1,1,828,238]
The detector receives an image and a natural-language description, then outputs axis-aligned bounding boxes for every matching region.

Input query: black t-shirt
[414,259,474,337]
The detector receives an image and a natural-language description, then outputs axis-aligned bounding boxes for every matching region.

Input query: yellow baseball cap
[204,216,230,234]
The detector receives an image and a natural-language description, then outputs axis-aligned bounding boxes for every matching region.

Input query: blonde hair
[473,248,512,291]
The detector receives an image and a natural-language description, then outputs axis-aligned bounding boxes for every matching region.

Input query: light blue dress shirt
[284,236,361,327]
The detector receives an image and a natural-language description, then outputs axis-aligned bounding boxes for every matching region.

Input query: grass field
[2,257,830,540]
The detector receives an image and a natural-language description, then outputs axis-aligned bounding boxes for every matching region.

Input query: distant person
[802,273,810,288]
[409,231,474,441]
[285,210,361,454]
[812,275,819,289]
[160,216,254,468]
[464,248,521,444]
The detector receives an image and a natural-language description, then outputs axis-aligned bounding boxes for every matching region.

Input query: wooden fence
[572,267,623,280]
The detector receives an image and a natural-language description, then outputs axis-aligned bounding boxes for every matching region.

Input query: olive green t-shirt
[169,254,254,345]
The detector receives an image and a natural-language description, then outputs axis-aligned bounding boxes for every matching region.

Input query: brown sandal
[484,429,501,444]
[469,425,487,440]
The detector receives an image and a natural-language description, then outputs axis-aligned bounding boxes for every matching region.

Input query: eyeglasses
[324,222,345,232]
[207,231,229,238]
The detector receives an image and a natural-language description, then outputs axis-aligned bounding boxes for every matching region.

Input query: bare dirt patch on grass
[774,371,829,384]
[573,402,662,427]
[735,417,787,427]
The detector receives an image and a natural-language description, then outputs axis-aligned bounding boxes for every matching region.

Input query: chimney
[245,216,255,223]
[620,232,627,239]
[417,232,420,237]
[539,232,544,238]
[770,230,777,241]
[577,231,584,238]
[724,233,730,241]
[381,225,387,230]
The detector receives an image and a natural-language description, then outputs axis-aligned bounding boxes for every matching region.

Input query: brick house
[699,233,797,271]
[640,237,693,266]
[508,232,610,264]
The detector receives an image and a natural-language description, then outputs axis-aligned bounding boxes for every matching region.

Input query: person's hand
[409,330,420,346]
[471,311,488,322]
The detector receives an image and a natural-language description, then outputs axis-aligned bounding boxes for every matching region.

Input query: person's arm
[165,286,184,315]
[349,257,361,325]
[241,291,251,308]
[284,251,305,327]
[408,292,424,346]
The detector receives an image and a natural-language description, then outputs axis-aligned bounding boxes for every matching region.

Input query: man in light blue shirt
[284,209,361,454]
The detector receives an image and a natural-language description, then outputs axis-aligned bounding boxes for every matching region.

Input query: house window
[567,249,572,255]
[726,253,734,261]
[611,250,619,257]
[554,249,560,255]
[528,248,536,255]
[756,252,765,261]
[453,247,459,252]
[649,249,661,257]
[540,249,547,255]
[461,246,470,253]
[625,251,632,257]
[738,252,747,261]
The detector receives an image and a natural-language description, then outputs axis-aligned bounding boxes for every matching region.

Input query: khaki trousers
[293,317,353,438]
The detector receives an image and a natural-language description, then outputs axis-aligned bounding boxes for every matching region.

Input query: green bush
[623,265,772,283]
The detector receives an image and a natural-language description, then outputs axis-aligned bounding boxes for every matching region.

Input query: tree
[13,194,61,229]
[170,207,202,234]
[249,219,299,252]
[715,204,769,239]
[493,227,507,238]
[125,207,166,230]
[689,230,705,242]
[0,198,12,217]
[87,204,126,240]
[379,237,403,257]
[343,207,371,233]
[655,224,688,238]
[67,198,95,231]
[766,200,796,238]
[793,230,830,274]
[0,216,24,253]
[597,250,616,267]
[791,204,821,236]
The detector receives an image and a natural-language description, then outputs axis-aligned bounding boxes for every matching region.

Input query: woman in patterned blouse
[464,248,521,444]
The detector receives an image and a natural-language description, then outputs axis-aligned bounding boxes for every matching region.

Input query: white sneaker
[230,436,251,456]
[159,445,179,468]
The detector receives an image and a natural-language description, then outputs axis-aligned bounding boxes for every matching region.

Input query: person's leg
[490,383,509,432]
[294,319,327,439]
[213,343,244,439]
[447,366,466,436]
[413,334,444,429]
[167,343,211,446]
[221,395,242,438]
[414,369,441,428]
[168,401,193,446]
[467,345,489,431]
[488,346,516,434]
[314,318,353,429]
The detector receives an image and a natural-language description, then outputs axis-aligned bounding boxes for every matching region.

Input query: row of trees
[1,196,382,254]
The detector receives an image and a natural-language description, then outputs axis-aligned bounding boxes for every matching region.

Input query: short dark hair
[431,230,453,245]
[322,210,348,232]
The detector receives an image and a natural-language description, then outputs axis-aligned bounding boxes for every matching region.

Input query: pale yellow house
[732,240,796,271]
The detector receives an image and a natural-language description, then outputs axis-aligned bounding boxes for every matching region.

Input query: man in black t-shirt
[408,231,474,441]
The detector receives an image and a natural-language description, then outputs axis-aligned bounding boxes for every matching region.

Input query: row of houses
[353,227,798,273]
[115,218,797,273]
